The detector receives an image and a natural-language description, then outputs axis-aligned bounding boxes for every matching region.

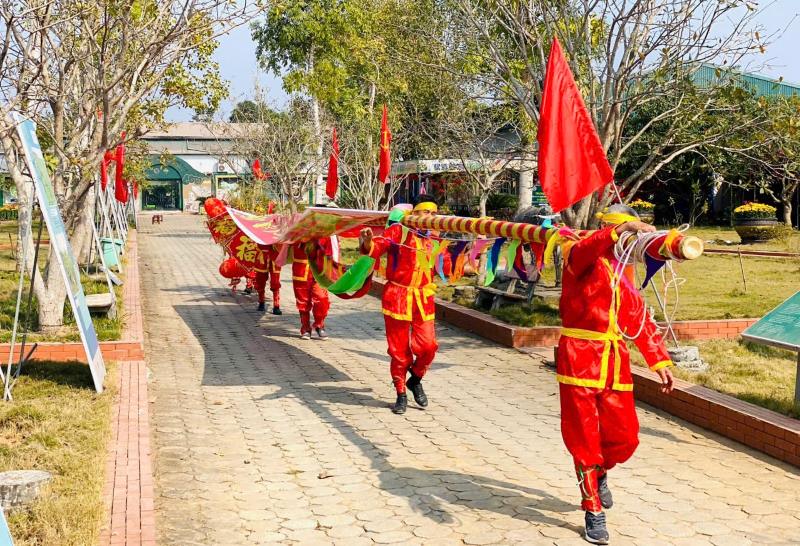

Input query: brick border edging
[99,228,157,545]
[0,229,145,363]
[367,278,756,348]
[99,360,156,545]
[368,278,799,468]
[632,366,800,467]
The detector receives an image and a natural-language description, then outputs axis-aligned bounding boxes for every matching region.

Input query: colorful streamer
[309,254,376,297]
[484,238,506,287]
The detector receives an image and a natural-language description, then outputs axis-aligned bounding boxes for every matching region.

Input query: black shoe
[257,302,265,312]
[392,394,408,414]
[584,511,609,545]
[406,374,428,407]
[244,287,253,294]
[272,306,282,315]
[598,473,613,509]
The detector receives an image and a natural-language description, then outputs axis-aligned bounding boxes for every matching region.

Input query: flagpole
[611,181,624,204]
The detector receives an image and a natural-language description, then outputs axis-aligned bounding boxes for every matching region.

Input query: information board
[741,290,800,351]
[0,508,12,545]
[14,114,106,392]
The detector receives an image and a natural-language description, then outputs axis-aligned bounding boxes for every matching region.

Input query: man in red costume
[292,242,331,340]
[254,245,283,315]
[557,204,674,544]
[359,195,439,415]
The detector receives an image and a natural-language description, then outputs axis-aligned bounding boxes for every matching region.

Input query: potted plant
[732,202,780,242]
[629,199,656,223]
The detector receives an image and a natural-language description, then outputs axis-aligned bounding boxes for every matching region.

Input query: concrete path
[139,214,800,545]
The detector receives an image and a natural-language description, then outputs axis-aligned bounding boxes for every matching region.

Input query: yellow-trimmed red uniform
[368,223,438,393]
[254,245,282,307]
[557,226,672,512]
[292,244,330,333]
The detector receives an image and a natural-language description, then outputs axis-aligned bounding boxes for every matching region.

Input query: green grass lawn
[0,221,125,343]
[1,360,115,545]
[644,253,800,321]
[632,340,799,418]
[684,225,800,253]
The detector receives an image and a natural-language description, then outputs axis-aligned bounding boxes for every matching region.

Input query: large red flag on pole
[378,104,391,184]
[326,127,339,199]
[537,37,614,212]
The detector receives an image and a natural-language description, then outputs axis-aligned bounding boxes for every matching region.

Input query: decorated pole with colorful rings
[399,214,704,261]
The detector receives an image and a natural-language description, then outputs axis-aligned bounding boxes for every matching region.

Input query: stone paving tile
[140,215,800,545]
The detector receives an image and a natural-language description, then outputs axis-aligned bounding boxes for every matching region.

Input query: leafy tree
[446,0,771,227]
[0,0,252,330]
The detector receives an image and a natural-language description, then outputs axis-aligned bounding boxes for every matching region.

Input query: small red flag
[537,37,613,212]
[326,128,339,199]
[378,104,391,184]
[132,179,139,199]
[100,150,114,191]
[252,158,266,180]
[114,139,128,203]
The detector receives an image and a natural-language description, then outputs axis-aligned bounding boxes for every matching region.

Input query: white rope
[610,225,690,341]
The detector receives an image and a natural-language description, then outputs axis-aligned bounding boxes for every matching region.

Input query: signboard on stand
[741,290,800,404]
[14,114,106,392]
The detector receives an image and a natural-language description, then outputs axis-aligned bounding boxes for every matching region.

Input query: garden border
[98,228,157,545]
[369,278,799,467]
[0,232,145,363]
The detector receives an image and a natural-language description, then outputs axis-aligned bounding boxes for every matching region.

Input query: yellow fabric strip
[556,374,605,389]
[597,212,638,225]
[650,360,673,371]
[561,328,622,341]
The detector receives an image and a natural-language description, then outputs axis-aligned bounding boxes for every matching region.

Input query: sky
[165,0,800,122]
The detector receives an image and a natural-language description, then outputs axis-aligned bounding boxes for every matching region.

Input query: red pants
[559,384,639,511]
[293,278,329,332]
[254,271,281,306]
[384,311,438,394]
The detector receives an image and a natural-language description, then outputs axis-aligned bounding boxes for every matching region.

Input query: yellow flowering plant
[629,199,655,212]
[733,202,776,220]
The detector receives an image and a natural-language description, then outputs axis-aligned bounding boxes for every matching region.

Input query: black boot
[257,302,266,312]
[584,511,609,545]
[392,393,408,414]
[272,306,282,315]
[598,473,613,509]
[406,373,428,407]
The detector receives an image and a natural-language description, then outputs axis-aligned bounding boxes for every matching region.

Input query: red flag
[114,141,128,203]
[132,179,139,199]
[100,150,114,191]
[252,158,266,180]
[326,127,339,199]
[378,104,391,184]
[537,37,613,212]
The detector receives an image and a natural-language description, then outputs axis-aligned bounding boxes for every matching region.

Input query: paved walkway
[139,215,800,546]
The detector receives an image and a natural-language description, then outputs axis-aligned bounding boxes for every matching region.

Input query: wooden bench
[475,267,541,311]
[86,292,116,319]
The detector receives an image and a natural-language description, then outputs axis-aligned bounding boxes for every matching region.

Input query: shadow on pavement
[172,299,584,537]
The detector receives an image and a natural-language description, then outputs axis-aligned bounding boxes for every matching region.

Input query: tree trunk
[308,51,325,205]
[70,187,96,265]
[517,168,533,213]
[479,193,488,218]
[37,251,68,331]
[782,182,798,227]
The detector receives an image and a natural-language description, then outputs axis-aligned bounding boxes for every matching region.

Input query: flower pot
[636,211,655,224]
[733,218,781,243]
